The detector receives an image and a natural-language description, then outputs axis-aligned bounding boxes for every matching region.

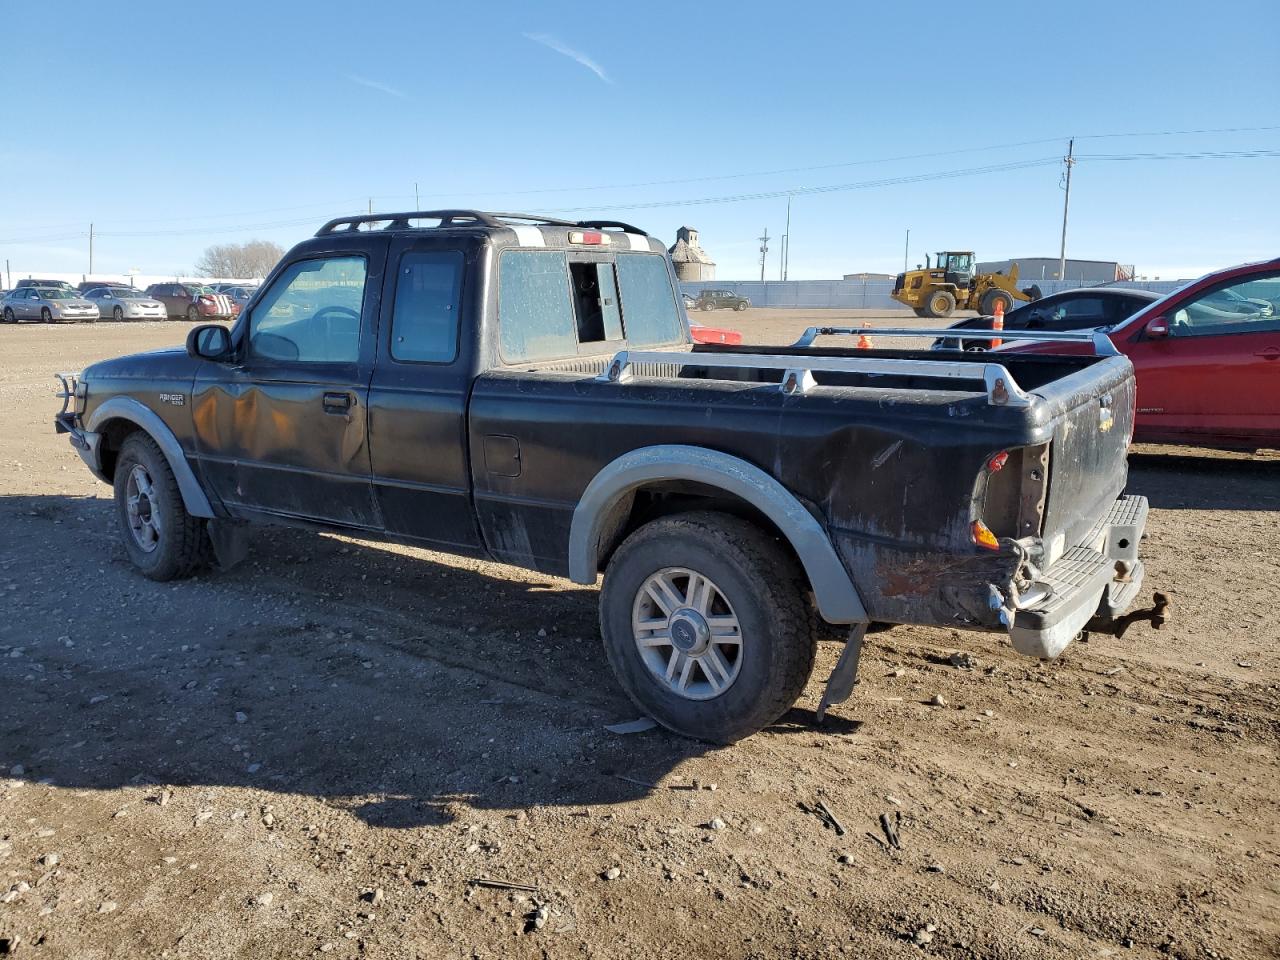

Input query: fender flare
[85,397,215,518]
[567,444,867,624]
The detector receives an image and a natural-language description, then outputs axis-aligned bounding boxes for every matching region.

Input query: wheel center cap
[669,608,711,655]
[137,496,152,523]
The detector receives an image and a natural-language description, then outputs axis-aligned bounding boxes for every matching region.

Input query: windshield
[40,289,78,299]
[116,289,146,298]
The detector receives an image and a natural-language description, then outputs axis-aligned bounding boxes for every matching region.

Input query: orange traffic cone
[991,301,1005,349]
[857,323,873,350]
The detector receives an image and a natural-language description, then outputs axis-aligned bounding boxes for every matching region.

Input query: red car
[689,321,743,345]
[1001,258,1280,451]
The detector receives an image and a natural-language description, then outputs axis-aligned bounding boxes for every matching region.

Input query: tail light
[971,443,1050,547]
[971,520,1000,551]
[568,230,610,245]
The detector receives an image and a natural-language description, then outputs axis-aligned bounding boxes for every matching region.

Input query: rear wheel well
[595,480,822,612]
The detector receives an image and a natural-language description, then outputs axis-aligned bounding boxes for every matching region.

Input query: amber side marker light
[971,520,1000,551]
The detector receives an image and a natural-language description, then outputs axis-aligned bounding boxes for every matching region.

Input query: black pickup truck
[54,210,1152,742]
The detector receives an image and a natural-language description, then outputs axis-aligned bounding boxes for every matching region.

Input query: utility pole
[414,182,420,210]
[5,259,10,289]
[780,196,792,281]
[1058,138,1075,282]
[758,228,770,282]
[89,223,94,274]
[368,198,373,215]
[904,228,910,273]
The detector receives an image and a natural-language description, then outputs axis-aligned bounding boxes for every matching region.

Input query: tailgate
[1038,357,1136,551]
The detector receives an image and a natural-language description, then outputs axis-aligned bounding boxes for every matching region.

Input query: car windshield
[116,289,146,298]
[40,289,77,300]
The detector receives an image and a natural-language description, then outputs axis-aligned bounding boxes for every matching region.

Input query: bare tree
[193,240,285,279]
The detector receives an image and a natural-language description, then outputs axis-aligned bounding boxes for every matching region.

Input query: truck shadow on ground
[0,494,856,830]
[1126,449,1279,511]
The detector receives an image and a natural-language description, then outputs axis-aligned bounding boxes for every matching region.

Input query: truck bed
[468,343,1136,631]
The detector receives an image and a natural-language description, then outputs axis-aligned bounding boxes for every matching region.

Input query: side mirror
[1144,316,1170,339]
[187,323,233,361]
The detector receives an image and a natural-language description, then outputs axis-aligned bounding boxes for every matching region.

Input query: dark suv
[53,209,1153,742]
[693,289,750,311]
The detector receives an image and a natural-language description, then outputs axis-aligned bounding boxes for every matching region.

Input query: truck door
[365,237,485,550]
[191,245,384,529]
[1126,269,1280,445]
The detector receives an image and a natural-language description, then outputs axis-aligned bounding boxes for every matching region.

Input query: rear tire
[922,290,956,319]
[979,288,1015,317]
[2,308,14,324]
[113,433,208,581]
[599,511,816,743]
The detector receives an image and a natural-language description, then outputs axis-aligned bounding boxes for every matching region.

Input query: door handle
[1256,347,1280,361]
[322,391,354,413]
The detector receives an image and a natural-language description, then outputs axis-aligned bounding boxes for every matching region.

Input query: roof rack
[791,326,1120,356]
[315,210,649,237]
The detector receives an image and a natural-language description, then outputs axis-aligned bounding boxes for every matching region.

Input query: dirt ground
[1,312,1277,960]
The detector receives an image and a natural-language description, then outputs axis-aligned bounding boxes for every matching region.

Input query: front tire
[113,306,124,322]
[113,433,208,581]
[735,301,747,311]
[922,290,956,319]
[186,305,199,322]
[41,308,52,323]
[599,511,816,743]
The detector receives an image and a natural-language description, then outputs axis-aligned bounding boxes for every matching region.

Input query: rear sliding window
[615,253,684,346]
[499,249,685,363]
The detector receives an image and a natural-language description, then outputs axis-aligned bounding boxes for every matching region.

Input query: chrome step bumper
[1009,494,1149,658]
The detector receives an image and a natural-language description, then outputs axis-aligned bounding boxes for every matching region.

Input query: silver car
[2,286,100,323]
[83,287,168,322]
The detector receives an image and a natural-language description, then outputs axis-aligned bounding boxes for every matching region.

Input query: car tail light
[971,520,1000,551]
[568,230,610,245]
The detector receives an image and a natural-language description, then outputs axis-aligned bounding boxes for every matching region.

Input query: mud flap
[207,519,249,571]
[816,622,869,723]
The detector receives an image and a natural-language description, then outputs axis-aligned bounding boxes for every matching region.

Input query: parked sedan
[144,282,237,321]
[2,287,99,323]
[83,286,168,322]
[934,288,1161,350]
[1000,258,1280,451]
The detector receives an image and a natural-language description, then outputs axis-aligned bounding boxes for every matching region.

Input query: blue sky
[2,0,1277,281]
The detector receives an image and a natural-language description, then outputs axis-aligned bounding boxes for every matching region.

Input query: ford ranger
[54,210,1154,742]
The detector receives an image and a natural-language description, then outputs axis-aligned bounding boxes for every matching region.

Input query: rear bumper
[1008,494,1148,658]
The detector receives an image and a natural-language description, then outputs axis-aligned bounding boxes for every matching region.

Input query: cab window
[248,256,367,363]
[390,250,463,363]
[1171,274,1280,338]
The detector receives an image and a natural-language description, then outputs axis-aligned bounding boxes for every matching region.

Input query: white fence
[679,278,1192,310]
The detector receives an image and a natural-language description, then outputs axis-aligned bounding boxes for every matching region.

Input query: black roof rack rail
[314,209,618,237]
[575,219,649,236]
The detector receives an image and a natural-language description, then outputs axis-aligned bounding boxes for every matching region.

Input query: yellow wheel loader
[891,251,1042,319]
